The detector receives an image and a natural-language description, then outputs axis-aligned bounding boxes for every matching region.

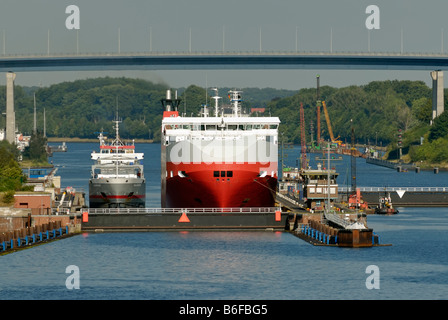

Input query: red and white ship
[161,89,280,208]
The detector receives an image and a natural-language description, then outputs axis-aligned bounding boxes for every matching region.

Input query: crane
[321,100,342,146]
[300,102,307,169]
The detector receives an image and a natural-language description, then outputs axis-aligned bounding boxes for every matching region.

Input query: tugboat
[374,191,398,215]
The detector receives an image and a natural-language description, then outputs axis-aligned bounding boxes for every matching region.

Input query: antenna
[43,108,46,137]
[205,73,208,108]
[118,28,121,54]
[211,88,221,117]
[114,96,121,142]
[229,90,242,117]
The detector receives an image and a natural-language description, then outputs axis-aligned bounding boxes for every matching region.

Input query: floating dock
[339,187,448,207]
[81,207,288,232]
[286,211,389,248]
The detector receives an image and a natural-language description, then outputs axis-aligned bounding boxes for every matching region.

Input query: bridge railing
[339,186,448,193]
[3,51,448,59]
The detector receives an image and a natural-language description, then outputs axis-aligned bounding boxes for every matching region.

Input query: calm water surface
[0,143,447,300]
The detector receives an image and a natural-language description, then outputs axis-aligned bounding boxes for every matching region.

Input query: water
[1,143,447,300]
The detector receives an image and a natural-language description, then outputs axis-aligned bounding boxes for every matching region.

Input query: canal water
[0,143,447,300]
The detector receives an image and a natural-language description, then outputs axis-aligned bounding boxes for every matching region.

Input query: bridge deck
[3,52,448,71]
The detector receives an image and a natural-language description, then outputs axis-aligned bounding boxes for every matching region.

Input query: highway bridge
[2,51,448,71]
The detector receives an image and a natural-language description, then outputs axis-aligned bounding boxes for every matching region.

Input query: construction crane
[300,102,307,169]
[348,121,368,210]
[321,100,342,146]
[316,75,321,143]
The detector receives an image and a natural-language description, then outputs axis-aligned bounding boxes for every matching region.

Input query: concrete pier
[5,72,16,144]
[0,209,81,254]
[431,70,444,120]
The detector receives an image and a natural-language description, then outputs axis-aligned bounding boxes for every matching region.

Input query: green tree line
[1,77,446,164]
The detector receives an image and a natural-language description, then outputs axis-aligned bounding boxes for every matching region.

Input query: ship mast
[211,88,222,117]
[113,108,122,178]
[229,90,242,117]
[111,104,123,147]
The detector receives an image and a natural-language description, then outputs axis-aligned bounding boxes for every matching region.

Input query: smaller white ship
[89,117,145,208]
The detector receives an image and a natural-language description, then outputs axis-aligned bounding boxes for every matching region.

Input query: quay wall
[0,207,81,253]
[0,207,79,233]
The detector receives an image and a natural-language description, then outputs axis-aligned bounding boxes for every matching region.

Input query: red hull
[165,162,277,208]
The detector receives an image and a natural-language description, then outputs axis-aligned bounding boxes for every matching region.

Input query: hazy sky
[1,0,448,89]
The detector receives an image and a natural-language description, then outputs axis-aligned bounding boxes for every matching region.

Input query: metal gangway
[323,211,366,230]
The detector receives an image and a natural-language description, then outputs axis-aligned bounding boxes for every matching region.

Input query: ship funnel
[161,89,181,112]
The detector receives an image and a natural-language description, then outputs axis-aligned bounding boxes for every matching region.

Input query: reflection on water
[1,144,446,300]
[1,209,448,300]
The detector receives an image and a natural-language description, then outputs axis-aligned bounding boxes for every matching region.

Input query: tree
[23,131,48,163]
[0,141,26,191]
[428,111,448,142]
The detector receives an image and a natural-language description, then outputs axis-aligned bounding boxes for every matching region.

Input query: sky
[1,0,448,90]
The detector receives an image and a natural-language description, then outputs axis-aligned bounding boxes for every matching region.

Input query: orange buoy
[82,211,88,223]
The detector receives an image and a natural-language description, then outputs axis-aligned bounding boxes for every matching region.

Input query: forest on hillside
[0,76,445,164]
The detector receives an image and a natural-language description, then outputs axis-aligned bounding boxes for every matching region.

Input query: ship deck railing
[86,207,279,214]
[339,186,448,193]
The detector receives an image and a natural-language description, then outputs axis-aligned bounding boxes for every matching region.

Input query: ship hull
[89,177,146,208]
[164,162,277,208]
[160,90,280,209]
